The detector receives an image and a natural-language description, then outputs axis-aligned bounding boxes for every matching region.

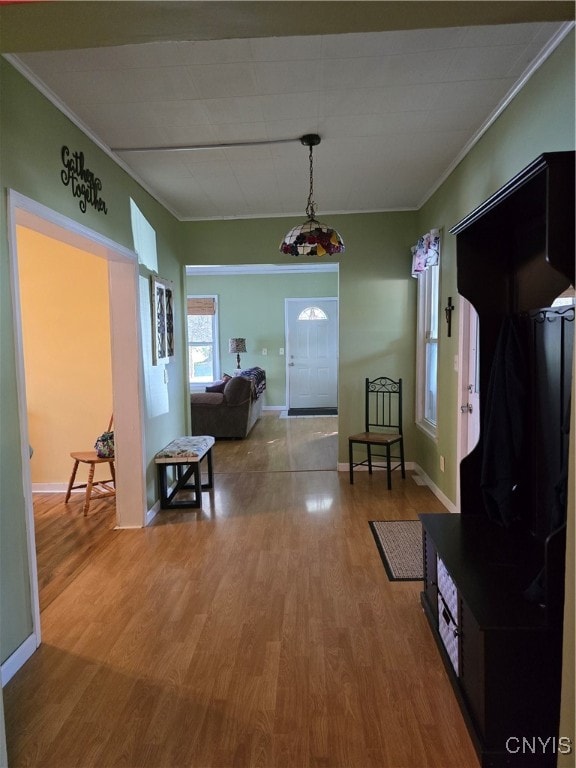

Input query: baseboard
[145,499,161,526]
[32,482,70,493]
[1,632,39,686]
[412,464,457,513]
[262,405,284,411]
[336,461,457,512]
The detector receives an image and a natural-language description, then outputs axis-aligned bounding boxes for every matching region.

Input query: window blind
[187,297,215,315]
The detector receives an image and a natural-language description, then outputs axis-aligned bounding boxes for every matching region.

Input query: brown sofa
[190,372,264,438]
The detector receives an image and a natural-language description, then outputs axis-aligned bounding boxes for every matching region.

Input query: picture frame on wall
[151,276,174,364]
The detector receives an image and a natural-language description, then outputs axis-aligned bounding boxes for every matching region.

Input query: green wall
[182,211,419,458]
[0,60,187,664]
[0,27,574,736]
[413,31,576,499]
[187,271,339,406]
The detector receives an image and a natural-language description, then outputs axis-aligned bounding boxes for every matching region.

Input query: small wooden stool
[155,436,215,509]
[65,452,116,516]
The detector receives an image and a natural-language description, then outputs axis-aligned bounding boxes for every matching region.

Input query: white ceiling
[7,18,572,221]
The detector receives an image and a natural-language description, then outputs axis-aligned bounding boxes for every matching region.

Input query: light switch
[262,348,268,356]
[279,347,285,355]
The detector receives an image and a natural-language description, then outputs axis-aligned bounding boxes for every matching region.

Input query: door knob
[460,403,473,413]
[288,362,295,367]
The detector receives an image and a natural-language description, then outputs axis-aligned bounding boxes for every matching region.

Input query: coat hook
[445,296,455,337]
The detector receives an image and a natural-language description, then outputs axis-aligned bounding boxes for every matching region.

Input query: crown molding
[418,21,575,209]
[186,262,338,275]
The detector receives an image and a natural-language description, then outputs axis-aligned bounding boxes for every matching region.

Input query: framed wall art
[151,276,174,364]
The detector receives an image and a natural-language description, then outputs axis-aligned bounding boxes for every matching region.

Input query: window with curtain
[413,230,440,437]
[187,296,219,384]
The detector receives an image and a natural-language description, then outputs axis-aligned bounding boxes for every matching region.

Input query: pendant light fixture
[280,134,344,258]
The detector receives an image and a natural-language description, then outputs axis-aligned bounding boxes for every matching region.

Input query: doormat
[369,520,423,581]
[287,407,338,416]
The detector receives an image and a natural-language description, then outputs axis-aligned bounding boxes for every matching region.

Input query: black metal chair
[348,376,406,489]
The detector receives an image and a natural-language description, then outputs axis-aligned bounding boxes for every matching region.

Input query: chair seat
[65,451,116,516]
[70,451,114,464]
[348,376,406,489]
[348,431,401,445]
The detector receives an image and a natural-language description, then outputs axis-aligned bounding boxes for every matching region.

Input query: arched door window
[298,306,328,321]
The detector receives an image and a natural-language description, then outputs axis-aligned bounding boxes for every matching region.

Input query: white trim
[415,260,439,438]
[177,206,415,221]
[456,296,481,512]
[186,263,338,276]
[417,21,575,209]
[456,295,468,512]
[4,54,182,221]
[7,190,149,679]
[412,464,458,514]
[7,194,43,659]
[416,419,439,443]
[186,293,220,383]
[32,483,74,493]
[31,484,119,496]
[5,57,411,223]
[8,191,137,262]
[7,21,573,224]
[107,261,148,527]
[145,500,161,527]
[0,634,40,686]
[336,461,457,513]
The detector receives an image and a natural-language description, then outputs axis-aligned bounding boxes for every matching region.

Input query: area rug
[287,407,338,416]
[369,520,423,581]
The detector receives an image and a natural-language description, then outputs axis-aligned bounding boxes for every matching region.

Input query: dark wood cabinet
[421,514,563,767]
[420,152,574,768]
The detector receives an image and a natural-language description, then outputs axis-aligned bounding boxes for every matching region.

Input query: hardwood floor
[5,417,479,768]
[213,412,338,473]
[33,413,336,611]
[33,493,118,612]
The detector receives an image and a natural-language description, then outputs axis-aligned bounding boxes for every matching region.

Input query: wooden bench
[154,436,215,509]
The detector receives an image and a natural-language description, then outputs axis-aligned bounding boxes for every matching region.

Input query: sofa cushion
[223,376,252,405]
[205,379,227,393]
[205,373,231,393]
[190,392,225,406]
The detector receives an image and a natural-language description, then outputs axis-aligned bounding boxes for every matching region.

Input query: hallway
[6,457,478,767]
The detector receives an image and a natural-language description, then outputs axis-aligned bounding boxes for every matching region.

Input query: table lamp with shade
[228,337,246,370]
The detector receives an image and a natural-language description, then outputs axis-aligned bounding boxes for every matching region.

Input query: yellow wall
[17,226,113,485]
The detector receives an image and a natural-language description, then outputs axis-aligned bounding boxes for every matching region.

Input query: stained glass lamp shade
[280,134,344,258]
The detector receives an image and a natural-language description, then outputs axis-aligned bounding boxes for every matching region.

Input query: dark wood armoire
[420,152,575,768]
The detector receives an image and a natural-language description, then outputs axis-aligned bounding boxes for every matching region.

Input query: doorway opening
[8,191,147,667]
[456,295,481,510]
[186,263,339,471]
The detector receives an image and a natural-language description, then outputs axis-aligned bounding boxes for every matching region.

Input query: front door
[285,298,338,411]
[457,296,481,508]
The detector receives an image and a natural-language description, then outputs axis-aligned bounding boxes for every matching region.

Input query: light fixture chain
[306,143,316,220]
